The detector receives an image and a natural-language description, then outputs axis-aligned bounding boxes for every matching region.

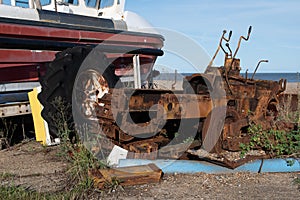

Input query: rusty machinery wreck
[39,26,297,169]
[0,0,297,169]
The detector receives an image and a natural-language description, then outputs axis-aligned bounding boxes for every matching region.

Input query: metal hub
[74,69,109,118]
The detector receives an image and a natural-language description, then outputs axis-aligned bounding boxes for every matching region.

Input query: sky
[125,0,300,73]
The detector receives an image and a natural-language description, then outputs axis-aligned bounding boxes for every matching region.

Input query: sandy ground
[0,141,68,193]
[0,141,299,199]
[99,172,300,200]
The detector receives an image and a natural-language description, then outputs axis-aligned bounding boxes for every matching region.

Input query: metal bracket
[133,54,141,89]
[0,102,31,117]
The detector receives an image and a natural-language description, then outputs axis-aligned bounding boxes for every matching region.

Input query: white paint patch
[107,145,128,167]
[0,4,39,21]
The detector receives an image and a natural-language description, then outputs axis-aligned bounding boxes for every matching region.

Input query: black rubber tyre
[38,46,118,139]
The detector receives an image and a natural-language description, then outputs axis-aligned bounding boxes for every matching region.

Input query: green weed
[49,97,108,196]
[0,172,15,180]
[0,184,83,200]
[104,177,124,193]
[240,123,300,160]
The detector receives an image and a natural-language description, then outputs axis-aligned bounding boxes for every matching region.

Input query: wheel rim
[74,69,109,119]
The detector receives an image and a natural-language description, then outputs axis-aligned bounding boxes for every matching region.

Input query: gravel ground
[0,141,68,193]
[0,141,299,199]
[98,172,300,200]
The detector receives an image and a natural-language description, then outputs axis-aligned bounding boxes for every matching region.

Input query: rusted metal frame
[102,89,212,139]
[116,98,165,137]
[212,81,272,152]
[222,135,250,151]
[222,118,249,151]
[232,26,252,59]
[253,89,277,122]
[125,92,212,119]
[159,140,202,159]
[251,60,269,79]
[219,154,270,169]
[125,136,169,159]
[208,30,232,67]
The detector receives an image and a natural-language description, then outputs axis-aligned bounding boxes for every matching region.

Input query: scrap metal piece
[89,163,162,189]
[90,27,293,169]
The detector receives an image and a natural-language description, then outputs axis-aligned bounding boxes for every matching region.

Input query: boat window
[41,0,51,6]
[1,0,52,6]
[15,0,29,8]
[62,0,79,5]
[85,0,96,7]
[100,0,114,8]
[2,0,11,5]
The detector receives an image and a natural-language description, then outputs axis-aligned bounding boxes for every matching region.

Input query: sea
[154,73,300,83]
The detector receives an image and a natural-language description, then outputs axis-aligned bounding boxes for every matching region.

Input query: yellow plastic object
[28,87,50,145]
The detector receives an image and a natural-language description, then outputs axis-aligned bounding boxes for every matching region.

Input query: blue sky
[126,0,300,73]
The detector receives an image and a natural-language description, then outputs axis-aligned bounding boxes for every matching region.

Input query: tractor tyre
[38,46,118,140]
